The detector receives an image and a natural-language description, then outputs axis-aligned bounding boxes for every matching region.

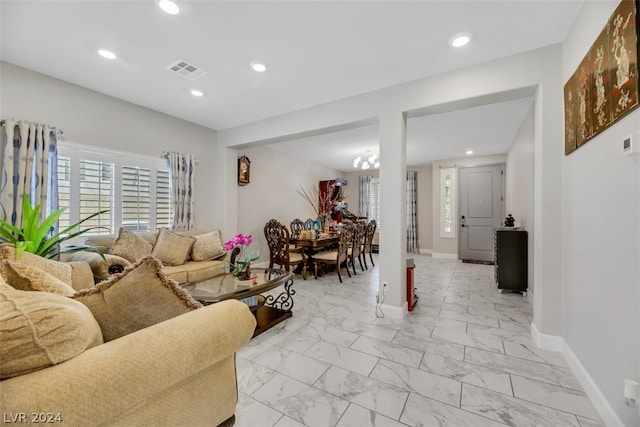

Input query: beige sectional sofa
[70,228,227,284]
[0,245,256,426]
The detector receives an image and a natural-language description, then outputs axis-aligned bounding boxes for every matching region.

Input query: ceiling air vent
[166,59,207,81]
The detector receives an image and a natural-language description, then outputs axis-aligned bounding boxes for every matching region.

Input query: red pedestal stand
[407,259,417,311]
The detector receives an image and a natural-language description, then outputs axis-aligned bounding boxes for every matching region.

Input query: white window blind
[440,167,456,238]
[370,178,380,227]
[57,156,71,230]
[56,144,173,236]
[156,170,173,229]
[122,166,151,232]
[79,160,114,234]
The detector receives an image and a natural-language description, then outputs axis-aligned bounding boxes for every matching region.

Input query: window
[57,144,172,236]
[440,167,456,238]
[370,178,380,227]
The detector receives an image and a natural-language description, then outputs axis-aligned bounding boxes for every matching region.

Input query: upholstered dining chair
[362,220,377,269]
[264,219,308,279]
[313,223,354,283]
[347,222,366,275]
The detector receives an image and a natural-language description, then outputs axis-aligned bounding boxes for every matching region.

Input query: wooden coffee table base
[192,270,295,338]
[252,296,293,337]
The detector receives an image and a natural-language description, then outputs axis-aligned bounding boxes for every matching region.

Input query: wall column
[378,110,407,318]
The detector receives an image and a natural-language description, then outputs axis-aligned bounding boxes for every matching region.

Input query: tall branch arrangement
[296,183,333,216]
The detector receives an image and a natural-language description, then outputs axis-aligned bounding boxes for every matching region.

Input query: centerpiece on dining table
[224,233,259,282]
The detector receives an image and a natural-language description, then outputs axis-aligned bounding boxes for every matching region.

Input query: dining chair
[347,222,366,275]
[290,219,305,238]
[264,219,308,279]
[313,223,354,283]
[362,219,377,269]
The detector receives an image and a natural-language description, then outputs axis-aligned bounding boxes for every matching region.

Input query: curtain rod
[1,119,63,135]
[438,164,456,168]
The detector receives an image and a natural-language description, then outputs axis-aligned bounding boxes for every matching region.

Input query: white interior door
[459,164,504,262]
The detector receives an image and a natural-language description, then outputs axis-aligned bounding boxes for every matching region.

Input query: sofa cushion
[71,257,202,342]
[183,260,226,283]
[151,228,196,266]
[191,230,226,262]
[0,243,73,284]
[0,277,103,379]
[2,261,76,296]
[109,228,153,263]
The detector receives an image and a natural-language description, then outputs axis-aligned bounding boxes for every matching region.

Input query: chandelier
[353,153,380,170]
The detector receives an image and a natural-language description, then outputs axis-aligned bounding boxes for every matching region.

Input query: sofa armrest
[69,251,132,282]
[1,299,256,426]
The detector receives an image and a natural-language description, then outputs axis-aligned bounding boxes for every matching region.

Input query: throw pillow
[191,230,226,262]
[71,257,202,342]
[0,243,73,284]
[0,280,103,379]
[2,261,76,296]
[109,227,153,263]
[151,228,196,266]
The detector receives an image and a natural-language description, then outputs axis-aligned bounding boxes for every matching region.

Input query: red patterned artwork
[564,0,639,155]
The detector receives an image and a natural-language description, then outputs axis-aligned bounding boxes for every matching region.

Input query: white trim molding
[379,302,407,320]
[419,248,433,255]
[531,323,625,426]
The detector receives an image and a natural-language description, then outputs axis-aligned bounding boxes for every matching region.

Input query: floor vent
[166,59,207,81]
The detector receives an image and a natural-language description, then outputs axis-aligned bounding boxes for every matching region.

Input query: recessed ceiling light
[98,49,116,59]
[158,0,180,15]
[250,62,267,72]
[189,89,204,97]
[465,150,474,155]
[450,33,472,48]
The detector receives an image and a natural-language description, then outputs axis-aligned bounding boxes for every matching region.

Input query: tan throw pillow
[2,261,76,296]
[0,243,73,284]
[109,227,153,263]
[72,257,202,342]
[191,230,226,262]
[151,228,196,266]
[0,281,103,379]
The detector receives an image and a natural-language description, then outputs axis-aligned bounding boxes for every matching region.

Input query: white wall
[431,154,507,256]
[562,2,640,425]
[0,62,220,229]
[235,145,342,265]
[506,106,535,293]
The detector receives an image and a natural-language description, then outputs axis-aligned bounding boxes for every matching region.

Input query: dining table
[288,234,340,275]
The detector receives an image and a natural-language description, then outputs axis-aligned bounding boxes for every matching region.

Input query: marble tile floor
[235,254,603,427]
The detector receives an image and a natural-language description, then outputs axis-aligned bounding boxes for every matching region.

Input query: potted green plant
[0,194,108,259]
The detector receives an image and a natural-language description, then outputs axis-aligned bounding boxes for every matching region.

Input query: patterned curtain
[406,170,419,253]
[359,175,372,219]
[168,151,196,231]
[0,119,59,228]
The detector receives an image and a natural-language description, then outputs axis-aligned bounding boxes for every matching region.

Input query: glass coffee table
[184,268,295,337]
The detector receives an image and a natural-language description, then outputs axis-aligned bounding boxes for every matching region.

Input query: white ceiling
[0,0,581,168]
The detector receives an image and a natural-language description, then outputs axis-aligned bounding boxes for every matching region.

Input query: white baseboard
[531,323,625,426]
[379,302,407,319]
[432,252,458,259]
[419,248,433,255]
[531,322,563,352]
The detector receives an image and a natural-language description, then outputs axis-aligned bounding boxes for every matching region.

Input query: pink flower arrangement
[224,233,253,251]
[224,233,258,276]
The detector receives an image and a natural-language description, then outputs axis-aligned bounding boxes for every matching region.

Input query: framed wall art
[564,0,639,155]
[238,155,251,186]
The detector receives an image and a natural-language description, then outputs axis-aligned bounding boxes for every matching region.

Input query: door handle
[461,215,465,227]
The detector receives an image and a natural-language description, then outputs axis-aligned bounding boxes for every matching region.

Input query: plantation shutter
[156,169,172,230]
[79,160,113,234]
[122,166,151,232]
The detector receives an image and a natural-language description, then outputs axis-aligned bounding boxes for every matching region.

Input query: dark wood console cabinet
[494,228,528,296]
